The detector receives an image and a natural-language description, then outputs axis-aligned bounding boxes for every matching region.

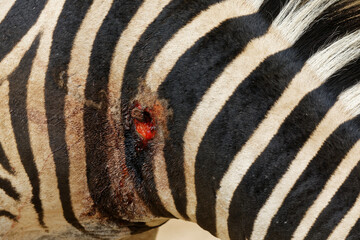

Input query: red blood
[132,103,156,144]
[134,118,156,141]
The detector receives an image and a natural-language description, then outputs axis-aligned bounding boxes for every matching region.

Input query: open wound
[131,101,156,146]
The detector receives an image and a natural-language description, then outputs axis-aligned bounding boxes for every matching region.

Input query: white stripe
[141,0,261,221]
[108,0,171,110]
[145,218,168,227]
[107,0,178,217]
[111,0,261,222]
[214,1,358,237]
[0,92,17,178]
[0,188,18,214]
[186,28,291,226]
[145,0,258,92]
[0,81,33,225]
[292,140,360,239]
[249,31,360,240]
[0,0,69,231]
[153,144,183,219]
[327,194,360,240]
[0,0,16,24]
[339,83,360,117]
[26,0,67,230]
[0,0,57,77]
[207,2,343,234]
[250,102,355,240]
[65,0,113,224]
[0,166,13,180]
[247,0,265,10]
[0,214,13,237]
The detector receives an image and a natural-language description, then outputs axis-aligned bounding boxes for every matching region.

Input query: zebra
[0,0,360,239]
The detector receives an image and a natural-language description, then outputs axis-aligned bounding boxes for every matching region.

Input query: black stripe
[121,0,223,219]
[324,58,360,100]
[0,210,17,221]
[156,12,269,226]
[259,0,291,22]
[226,83,347,240]
[8,36,44,227]
[0,177,20,201]
[193,3,360,230]
[268,6,360,237]
[123,130,175,217]
[0,0,48,62]
[265,56,360,239]
[265,117,360,239]
[122,126,174,217]
[227,60,360,240]
[305,146,360,240]
[44,0,93,232]
[0,143,14,174]
[121,0,222,104]
[128,223,154,235]
[83,0,145,221]
[192,47,304,237]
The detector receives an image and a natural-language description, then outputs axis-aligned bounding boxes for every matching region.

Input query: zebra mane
[258,0,360,117]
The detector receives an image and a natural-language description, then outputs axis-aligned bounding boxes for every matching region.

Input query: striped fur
[0,0,359,239]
